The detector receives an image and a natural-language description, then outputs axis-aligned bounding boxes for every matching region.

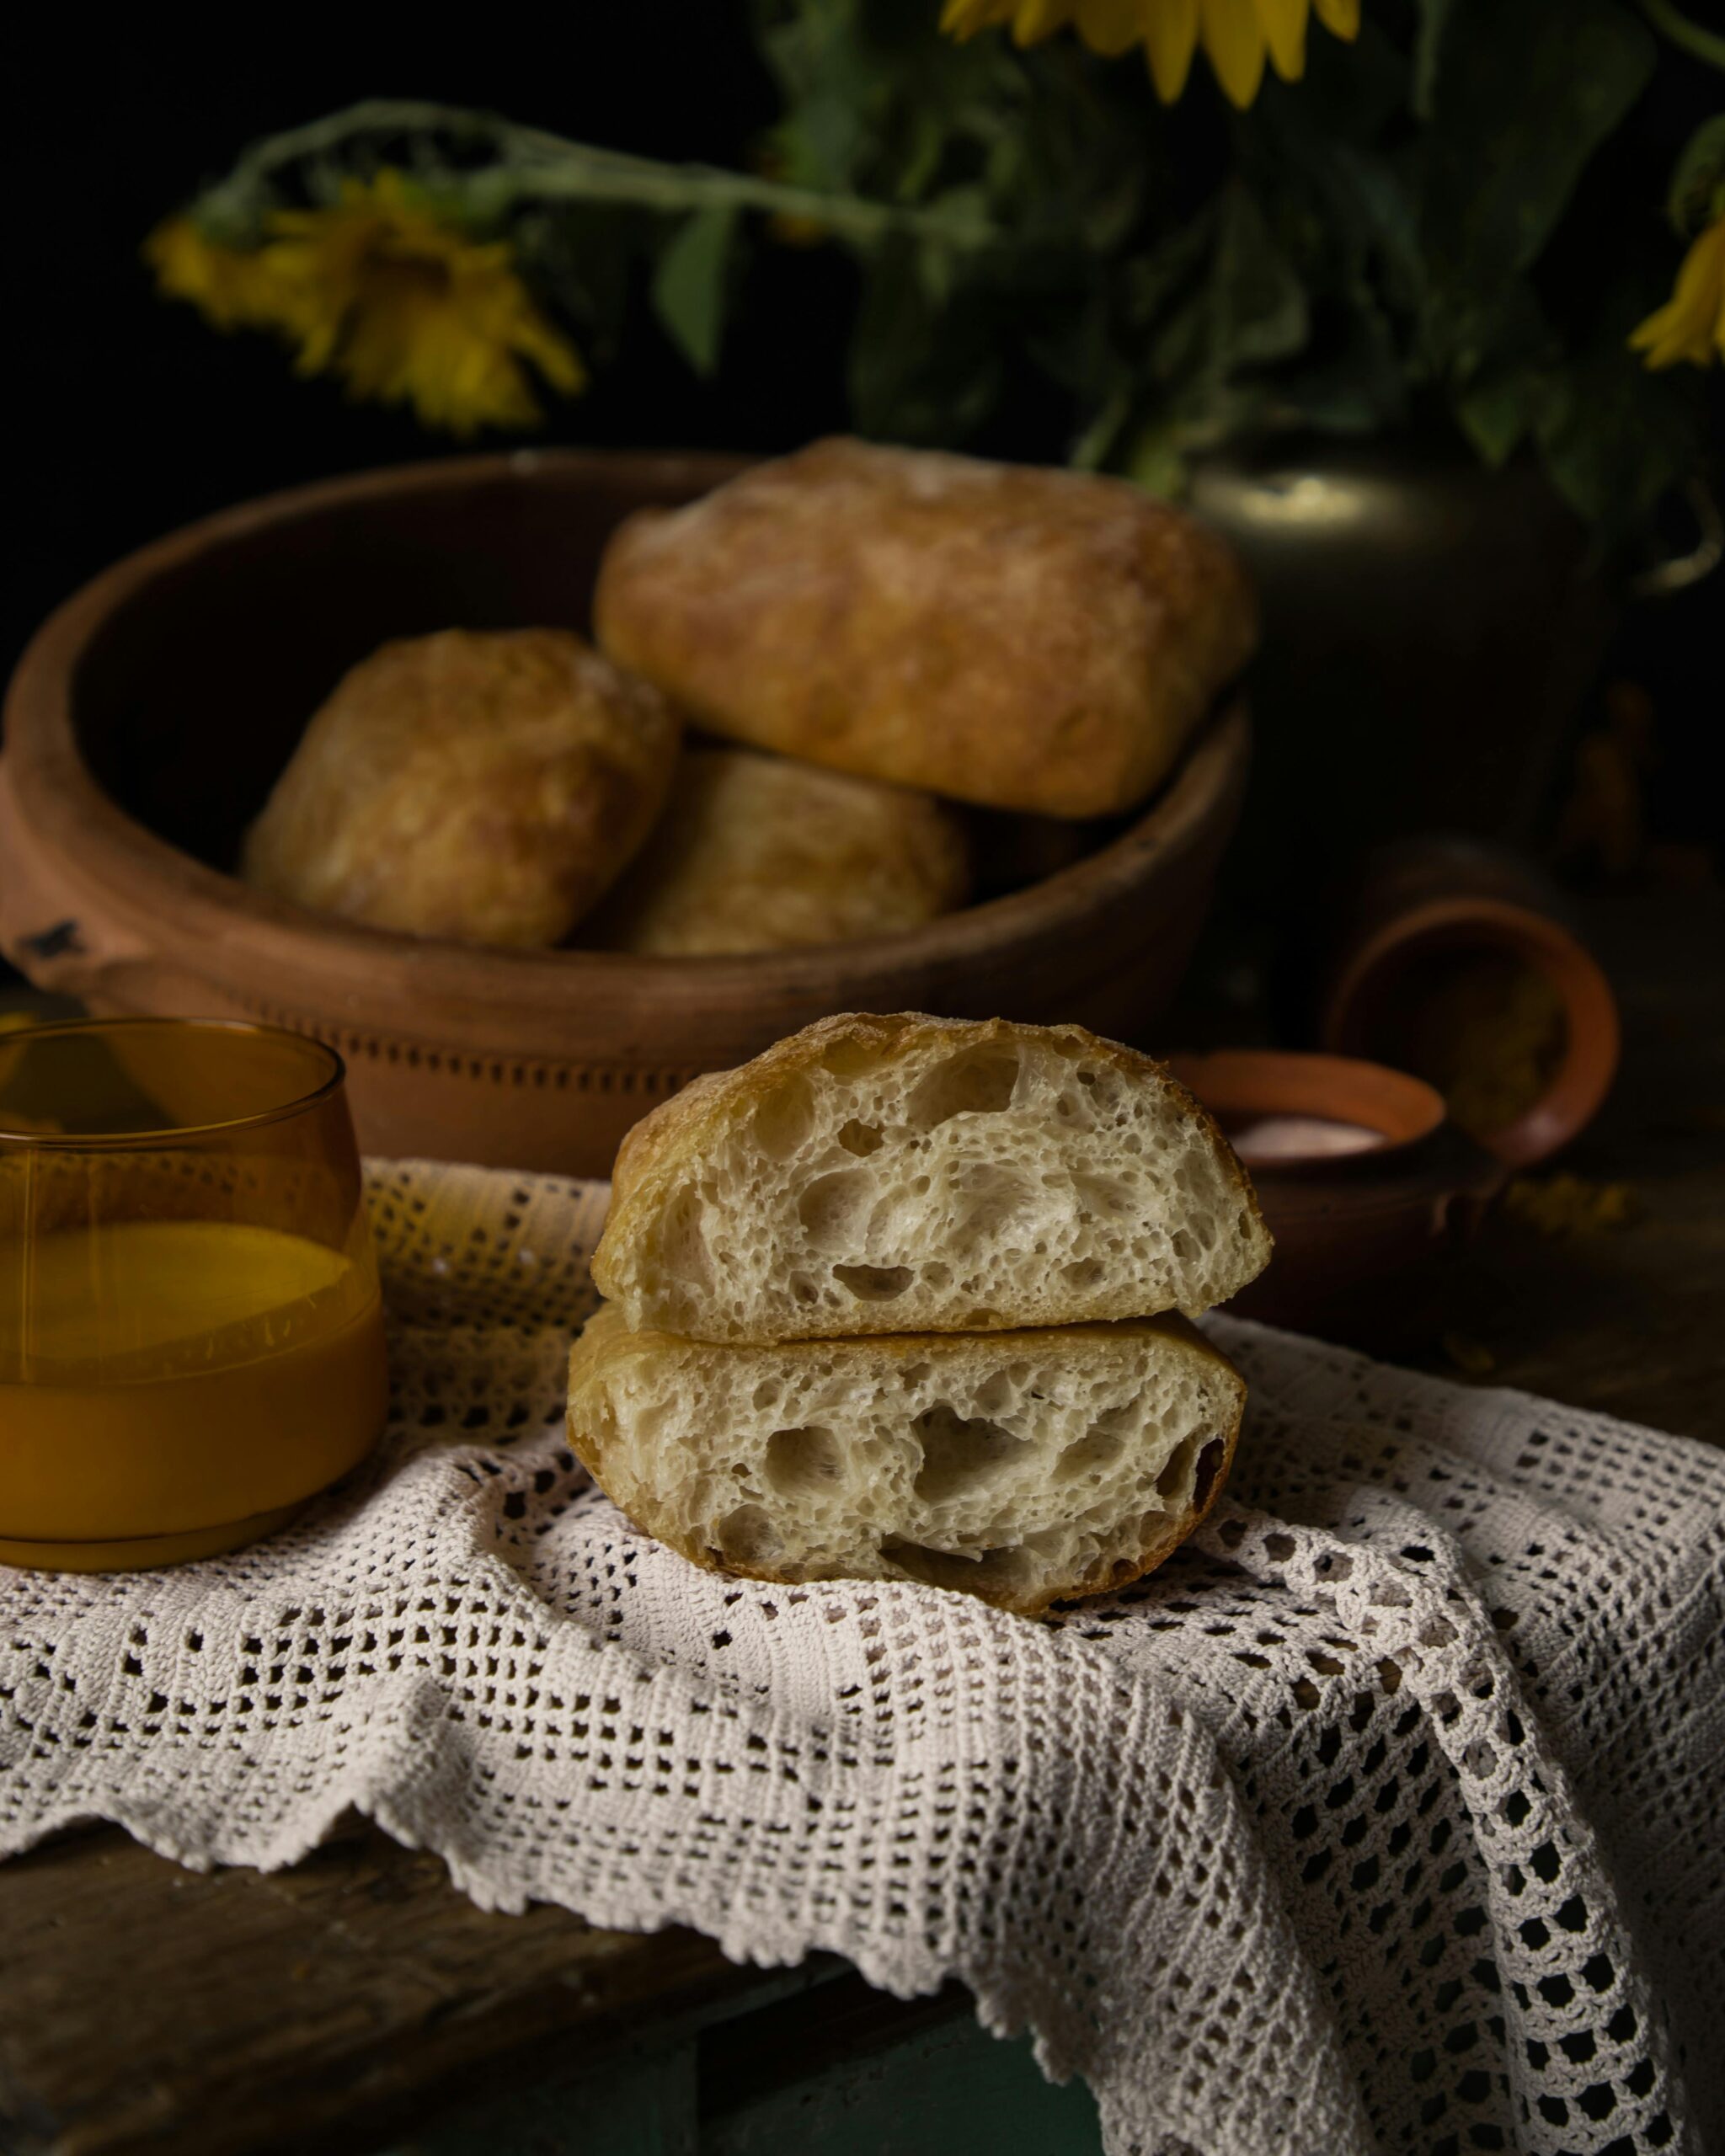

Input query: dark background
[6,8,833,675]
[8,7,1722,860]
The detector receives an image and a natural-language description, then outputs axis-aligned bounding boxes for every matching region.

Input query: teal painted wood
[704,2020,1103,2156]
[382,2011,1101,2155]
[391,2045,697,2156]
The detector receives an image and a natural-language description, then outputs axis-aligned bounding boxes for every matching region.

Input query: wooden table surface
[1417,885,1725,1444]
[2,885,1721,2155]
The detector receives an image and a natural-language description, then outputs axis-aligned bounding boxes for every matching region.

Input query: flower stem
[208,99,1001,253]
[1638,0,1725,71]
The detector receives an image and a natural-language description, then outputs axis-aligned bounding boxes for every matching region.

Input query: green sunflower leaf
[1416,0,1656,374]
[1532,282,1706,545]
[1668,114,1725,233]
[652,203,740,377]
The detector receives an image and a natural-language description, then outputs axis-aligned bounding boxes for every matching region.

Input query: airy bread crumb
[568,1305,1245,1615]
[591,1013,1272,1344]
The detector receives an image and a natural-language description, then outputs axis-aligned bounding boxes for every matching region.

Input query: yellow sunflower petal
[1143,0,1200,99]
[1631,307,1712,369]
[1312,0,1359,34]
[1199,0,1270,106]
[1069,0,1156,53]
[517,318,587,396]
[146,216,284,333]
[1010,0,1077,42]
[1254,0,1310,81]
[1631,218,1725,371]
[232,170,584,433]
[1073,0,1147,55]
[940,0,1013,36]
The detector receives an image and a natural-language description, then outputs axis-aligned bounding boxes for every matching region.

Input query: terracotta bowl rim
[1318,896,1621,1169]
[1163,1047,1450,1166]
[2,446,1251,1024]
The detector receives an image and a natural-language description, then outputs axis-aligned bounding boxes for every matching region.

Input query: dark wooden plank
[0,1823,829,2156]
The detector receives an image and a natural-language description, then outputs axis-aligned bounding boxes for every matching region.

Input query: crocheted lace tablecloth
[3,1161,1720,2156]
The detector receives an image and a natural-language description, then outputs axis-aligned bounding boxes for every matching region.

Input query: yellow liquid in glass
[0,1220,388,1571]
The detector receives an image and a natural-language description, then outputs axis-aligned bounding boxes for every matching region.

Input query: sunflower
[939,0,1361,108]
[144,216,296,334]
[148,172,584,435]
[1630,212,1725,371]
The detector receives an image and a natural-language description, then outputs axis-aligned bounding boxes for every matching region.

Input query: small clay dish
[1164,1049,1505,1342]
[1316,839,1621,1169]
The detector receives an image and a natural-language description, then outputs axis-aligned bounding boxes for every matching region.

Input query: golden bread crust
[585,744,969,955]
[242,628,681,947]
[592,438,1258,819]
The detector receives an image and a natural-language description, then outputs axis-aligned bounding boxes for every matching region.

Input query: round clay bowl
[1165,1049,1505,1342]
[0,451,1251,1177]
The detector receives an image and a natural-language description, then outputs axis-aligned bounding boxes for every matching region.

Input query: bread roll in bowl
[589,744,969,956]
[594,438,1257,819]
[243,627,680,947]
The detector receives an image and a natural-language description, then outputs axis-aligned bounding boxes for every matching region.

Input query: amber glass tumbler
[0,1018,387,1572]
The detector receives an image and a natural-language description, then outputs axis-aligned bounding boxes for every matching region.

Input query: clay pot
[0,451,1249,1178]
[1165,1049,1505,1342]
[1316,838,1619,1168]
[1187,437,1614,913]
[1189,437,1719,919]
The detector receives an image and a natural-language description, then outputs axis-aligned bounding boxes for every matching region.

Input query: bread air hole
[714,1503,781,1566]
[905,1047,1020,1129]
[751,1074,816,1160]
[837,1118,884,1157]
[1064,1257,1105,1288]
[661,1187,713,1289]
[833,1262,916,1302]
[973,1370,1016,1415]
[1073,1171,1135,1219]
[1055,1428,1127,1483]
[883,1540,1033,1593]
[798,1170,873,1246]
[818,1036,884,1079]
[765,1425,846,1497]
[911,1405,1029,1500]
[959,1165,1034,1238]
[1156,1435,1198,1500]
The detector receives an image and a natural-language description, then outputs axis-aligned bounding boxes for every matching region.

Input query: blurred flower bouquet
[151,0,1724,542]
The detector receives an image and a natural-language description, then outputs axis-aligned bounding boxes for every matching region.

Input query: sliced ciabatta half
[567,1305,1245,1615]
[590,1013,1269,1343]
